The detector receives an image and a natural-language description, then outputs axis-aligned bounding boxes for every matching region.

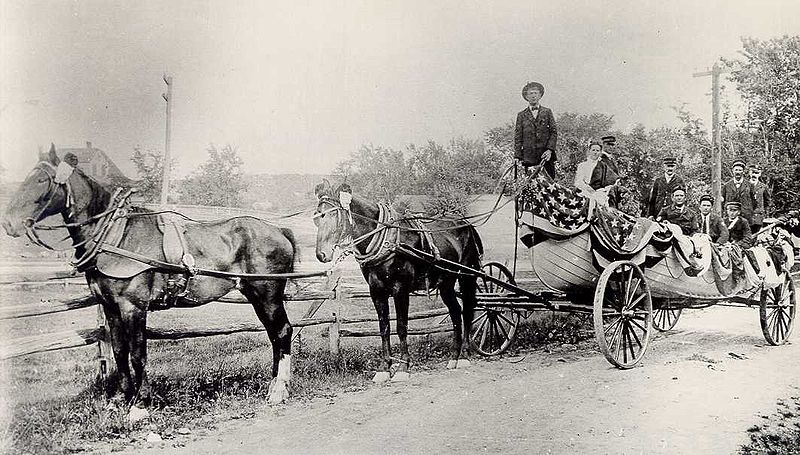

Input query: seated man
[725,201,754,248]
[693,194,729,243]
[657,187,698,235]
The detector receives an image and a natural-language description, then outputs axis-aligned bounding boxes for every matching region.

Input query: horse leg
[440,279,466,369]
[117,297,150,405]
[241,280,293,404]
[458,274,478,362]
[90,282,133,400]
[390,287,411,382]
[368,285,392,383]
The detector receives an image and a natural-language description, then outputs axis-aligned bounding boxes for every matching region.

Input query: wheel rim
[469,262,520,356]
[760,275,797,345]
[593,261,653,369]
[653,301,682,332]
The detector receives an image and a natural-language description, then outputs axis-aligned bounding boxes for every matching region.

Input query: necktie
[704,216,709,234]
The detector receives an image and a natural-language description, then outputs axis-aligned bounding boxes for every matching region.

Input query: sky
[1,0,798,180]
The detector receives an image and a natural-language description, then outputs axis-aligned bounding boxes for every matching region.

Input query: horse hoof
[446,360,458,370]
[391,371,411,382]
[457,359,471,368]
[127,405,150,423]
[372,371,391,383]
[268,382,290,405]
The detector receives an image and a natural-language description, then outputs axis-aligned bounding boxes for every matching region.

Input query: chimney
[86,141,92,150]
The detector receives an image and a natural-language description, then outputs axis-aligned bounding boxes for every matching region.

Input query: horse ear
[314,179,331,198]
[47,143,60,166]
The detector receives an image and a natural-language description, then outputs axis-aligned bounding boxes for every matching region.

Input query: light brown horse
[1,145,297,405]
[313,180,482,382]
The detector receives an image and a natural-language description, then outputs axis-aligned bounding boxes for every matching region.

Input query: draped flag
[519,173,590,245]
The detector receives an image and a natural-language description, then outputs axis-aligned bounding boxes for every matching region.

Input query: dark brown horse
[1,146,297,405]
[313,181,482,382]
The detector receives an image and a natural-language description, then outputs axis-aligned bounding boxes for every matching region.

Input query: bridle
[21,162,130,266]
[313,193,397,265]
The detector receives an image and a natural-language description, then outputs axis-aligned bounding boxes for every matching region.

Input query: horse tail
[280,227,300,267]
[467,224,484,263]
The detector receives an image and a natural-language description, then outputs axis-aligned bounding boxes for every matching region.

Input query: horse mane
[73,168,112,217]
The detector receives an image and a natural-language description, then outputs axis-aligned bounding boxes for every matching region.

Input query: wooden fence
[0,269,453,376]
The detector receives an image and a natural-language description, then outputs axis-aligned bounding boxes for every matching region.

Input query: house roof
[55,142,136,187]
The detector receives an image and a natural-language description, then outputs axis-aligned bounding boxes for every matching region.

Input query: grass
[740,395,800,455]
[2,307,593,454]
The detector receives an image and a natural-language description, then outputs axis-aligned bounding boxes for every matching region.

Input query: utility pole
[160,74,173,206]
[693,62,729,213]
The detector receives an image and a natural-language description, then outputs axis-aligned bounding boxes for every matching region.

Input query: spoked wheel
[469,262,521,356]
[760,273,797,345]
[653,299,682,332]
[593,260,653,369]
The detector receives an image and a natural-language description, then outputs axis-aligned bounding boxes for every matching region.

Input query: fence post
[96,303,116,380]
[327,269,344,355]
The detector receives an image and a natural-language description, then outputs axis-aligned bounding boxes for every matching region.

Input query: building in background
[55,141,136,189]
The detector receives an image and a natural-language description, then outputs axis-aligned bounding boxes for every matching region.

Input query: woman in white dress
[574,140,619,207]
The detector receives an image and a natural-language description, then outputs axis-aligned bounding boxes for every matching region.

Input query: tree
[727,35,800,210]
[178,144,247,207]
[334,144,413,203]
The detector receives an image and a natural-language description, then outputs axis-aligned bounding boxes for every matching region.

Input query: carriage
[347,170,799,370]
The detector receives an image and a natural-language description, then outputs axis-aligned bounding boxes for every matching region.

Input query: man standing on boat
[646,156,685,218]
[749,163,771,233]
[514,81,558,179]
[721,159,756,224]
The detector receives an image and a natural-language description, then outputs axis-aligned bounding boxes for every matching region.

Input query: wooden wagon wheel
[653,299,682,332]
[469,262,521,356]
[759,273,797,345]
[593,260,653,369]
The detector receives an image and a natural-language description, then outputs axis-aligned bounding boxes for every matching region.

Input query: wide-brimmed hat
[522,81,545,100]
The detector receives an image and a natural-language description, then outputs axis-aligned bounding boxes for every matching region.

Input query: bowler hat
[522,81,545,100]
[63,153,79,167]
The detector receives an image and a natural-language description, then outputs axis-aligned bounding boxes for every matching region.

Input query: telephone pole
[160,74,173,206]
[693,62,729,213]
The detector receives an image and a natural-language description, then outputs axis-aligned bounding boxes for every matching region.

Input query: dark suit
[693,212,729,244]
[751,181,771,228]
[726,216,753,248]
[721,179,756,222]
[657,204,698,236]
[646,174,685,218]
[589,155,621,207]
[514,105,557,178]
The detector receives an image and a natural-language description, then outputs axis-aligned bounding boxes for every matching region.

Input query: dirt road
[132,305,799,455]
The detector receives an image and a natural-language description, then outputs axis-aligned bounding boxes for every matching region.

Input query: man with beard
[657,187,698,236]
[693,194,729,243]
[646,156,685,219]
[721,159,756,224]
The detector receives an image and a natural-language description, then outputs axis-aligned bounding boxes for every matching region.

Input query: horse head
[313,179,352,262]
[1,144,71,237]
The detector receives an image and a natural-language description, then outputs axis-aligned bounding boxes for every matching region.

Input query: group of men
[646,157,771,246]
[512,80,772,247]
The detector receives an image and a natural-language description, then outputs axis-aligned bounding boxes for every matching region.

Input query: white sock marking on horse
[268,355,292,404]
